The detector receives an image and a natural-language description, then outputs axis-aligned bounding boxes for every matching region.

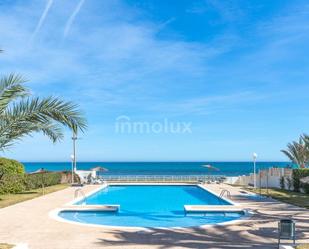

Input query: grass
[246,187,309,209]
[297,245,309,249]
[0,243,14,249]
[0,184,68,208]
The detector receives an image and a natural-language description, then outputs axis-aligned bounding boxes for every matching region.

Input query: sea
[22,161,292,176]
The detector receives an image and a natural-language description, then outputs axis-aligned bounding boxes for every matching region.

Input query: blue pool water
[59,185,244,227]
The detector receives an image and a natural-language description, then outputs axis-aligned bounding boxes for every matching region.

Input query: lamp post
[253,152,258,188]
[72,132,77,171]
[70,154,75,184]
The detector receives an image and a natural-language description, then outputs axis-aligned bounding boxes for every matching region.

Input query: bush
[296,244,309,249]
[0,158,64,194]
[0,174,25,194]
[303,183,309,194]
[286,177,292,190]
[0,157,25,177]
[280,176,285,190]
[24,172,62,190]
[60,171,80,184]
[292,169,309,192]
[0,158,25,194]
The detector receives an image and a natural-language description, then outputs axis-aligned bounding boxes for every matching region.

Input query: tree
[0,50,87,151]
[0,157,25,194]
[281,136,308,168]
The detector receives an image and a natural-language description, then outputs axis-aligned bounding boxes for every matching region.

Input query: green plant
[292,169,309,192]
[0,157,25,194]
[0,174,25,194]
[0,50,87,151]
[281,135,308,168]
[2,50,87,151]
[0,157,24,178]
[0,75,87,150]
[279,176,285,190]
[296,244,309,249]
[303,183,309,194]
[286,177,292,190]
[24,172,62,190]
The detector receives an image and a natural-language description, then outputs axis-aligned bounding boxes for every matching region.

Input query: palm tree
[303,134,309,145]
[0,51,87,151]
[302,133,309,162]
[281,136,308,168]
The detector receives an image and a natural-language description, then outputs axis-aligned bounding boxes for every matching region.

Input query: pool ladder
[220,189,231,199]
[74,188,86,202]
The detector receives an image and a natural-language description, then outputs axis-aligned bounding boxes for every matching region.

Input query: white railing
[99,175,226,183]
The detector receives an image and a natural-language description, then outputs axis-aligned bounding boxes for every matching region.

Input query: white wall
[234,168,293,189]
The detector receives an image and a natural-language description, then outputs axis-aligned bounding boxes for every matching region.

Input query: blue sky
[0,0,309,161]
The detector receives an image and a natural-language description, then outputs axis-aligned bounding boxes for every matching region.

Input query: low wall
[234,167,293,189]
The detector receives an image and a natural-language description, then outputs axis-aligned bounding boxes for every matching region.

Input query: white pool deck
[184,205,244,213]
[0,183,308,249]
[62,204,120,212]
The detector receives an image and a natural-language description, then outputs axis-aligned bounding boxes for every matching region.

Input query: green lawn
[246,188,309,209]
[297,245,309,249]
[0,184,68,208]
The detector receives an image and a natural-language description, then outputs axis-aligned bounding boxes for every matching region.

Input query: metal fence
[99,175,226,183]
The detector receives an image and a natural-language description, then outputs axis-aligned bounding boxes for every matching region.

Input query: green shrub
[0,174,25,194]
[292,169,309,192]
[286,177,292,190]
[0,157,25,177]
[280,176,285,190]
[25,172,62,190]
[60,171,80,184]
[296,244,309,249]
[0,158,25,194]
[0,158,64,193]
[302,182,309,194]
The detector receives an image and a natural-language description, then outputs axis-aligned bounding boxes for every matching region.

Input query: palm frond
[0,119,64,150]
[0,67,87,150]
[281,149,295,162]
[302,133,309,145]
[0,73,29,112]
[5,96,87,133]
[281,138,307,168]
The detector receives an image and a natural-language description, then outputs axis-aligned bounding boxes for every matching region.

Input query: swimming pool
[58,185,244,228]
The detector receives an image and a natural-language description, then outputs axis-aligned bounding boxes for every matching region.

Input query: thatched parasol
[91,166,108,172]
[29,168,48,174]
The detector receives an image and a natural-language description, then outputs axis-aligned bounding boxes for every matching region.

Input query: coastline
[22,161,291,176]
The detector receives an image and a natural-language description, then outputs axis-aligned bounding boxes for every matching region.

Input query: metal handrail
[74,188,86,200]
[220,189,231,198]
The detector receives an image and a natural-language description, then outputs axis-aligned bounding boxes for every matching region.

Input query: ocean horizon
[23,161,292,176]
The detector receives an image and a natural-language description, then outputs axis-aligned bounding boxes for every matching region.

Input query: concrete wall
[234,167,293,189]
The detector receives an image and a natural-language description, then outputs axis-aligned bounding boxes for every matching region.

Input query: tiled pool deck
[0,183,308,249]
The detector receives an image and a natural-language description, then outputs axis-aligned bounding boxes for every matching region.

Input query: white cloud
[30,0,54,44]
[0,0,228,113]
[63,0,86,38]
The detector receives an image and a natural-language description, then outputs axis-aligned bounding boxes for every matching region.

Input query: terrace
[0,183,308,249]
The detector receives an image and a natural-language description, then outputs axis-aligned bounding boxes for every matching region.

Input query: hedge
[0,158,25,194]
[292,169,309,193]
[0,157,25,176]
[24,172,62,190]
[0,157,67,194]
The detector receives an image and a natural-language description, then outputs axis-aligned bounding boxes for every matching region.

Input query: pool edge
[50,183,251,230]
